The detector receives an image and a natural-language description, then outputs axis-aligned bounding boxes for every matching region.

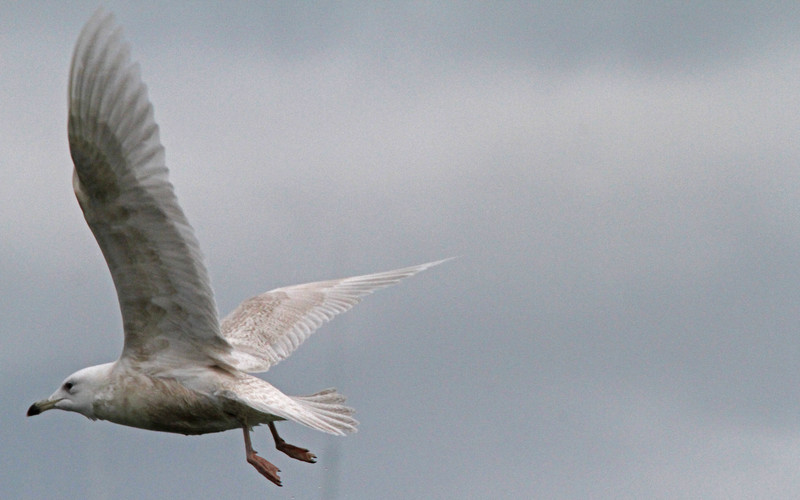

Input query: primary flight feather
[28,8,446,487]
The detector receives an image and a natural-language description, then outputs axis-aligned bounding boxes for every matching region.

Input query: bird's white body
[55,360,347,436]
[28,8,446,486]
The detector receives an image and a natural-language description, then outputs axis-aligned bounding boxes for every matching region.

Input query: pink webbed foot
[269,421,317,463]
[243,426,283,487]
[276,441,317,463]
[246,450,282,487]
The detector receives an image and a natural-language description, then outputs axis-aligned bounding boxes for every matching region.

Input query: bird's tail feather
[221,376,357,435]
[290,388,358,435]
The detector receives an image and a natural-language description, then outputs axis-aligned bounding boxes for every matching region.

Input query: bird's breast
[92,372,242,435]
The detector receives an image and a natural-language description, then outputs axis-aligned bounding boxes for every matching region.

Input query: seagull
[27,9,446,487]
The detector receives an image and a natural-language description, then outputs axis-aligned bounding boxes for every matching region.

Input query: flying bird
[27,9,446,487]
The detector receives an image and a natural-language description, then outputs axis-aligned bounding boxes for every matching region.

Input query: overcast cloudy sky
[4,2,800,499]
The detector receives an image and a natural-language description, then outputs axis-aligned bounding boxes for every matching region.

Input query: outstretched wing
[69,9,230,365]
[222,260,448,373]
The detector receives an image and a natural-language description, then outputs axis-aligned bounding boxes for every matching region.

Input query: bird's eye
[63,382,74,392]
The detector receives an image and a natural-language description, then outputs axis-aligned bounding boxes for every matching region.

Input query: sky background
[3,1,800,498]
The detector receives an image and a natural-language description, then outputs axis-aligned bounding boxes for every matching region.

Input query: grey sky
[4,1,800,498]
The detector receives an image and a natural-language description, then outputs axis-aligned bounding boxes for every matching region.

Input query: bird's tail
[291,388,358,435]
[221,376,358,435]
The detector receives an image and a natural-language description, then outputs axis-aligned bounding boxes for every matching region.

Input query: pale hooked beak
[27,397,62,416]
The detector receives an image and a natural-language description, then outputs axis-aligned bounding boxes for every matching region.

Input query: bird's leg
[243,426,282,487]
[269,421,317,463]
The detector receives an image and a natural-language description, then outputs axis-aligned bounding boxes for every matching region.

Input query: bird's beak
[27,398,61,416]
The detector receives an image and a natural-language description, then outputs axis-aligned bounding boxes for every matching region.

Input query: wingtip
[424,256,457,268]
[80,6,116,38]
[407,256,457,274]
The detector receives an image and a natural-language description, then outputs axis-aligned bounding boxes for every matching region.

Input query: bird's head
[27,363,114,420]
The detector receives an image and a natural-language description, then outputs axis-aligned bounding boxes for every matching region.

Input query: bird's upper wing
[69,9,230,366]
[221,260,448,373]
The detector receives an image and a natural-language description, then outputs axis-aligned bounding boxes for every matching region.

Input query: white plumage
[28,8,446,487]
